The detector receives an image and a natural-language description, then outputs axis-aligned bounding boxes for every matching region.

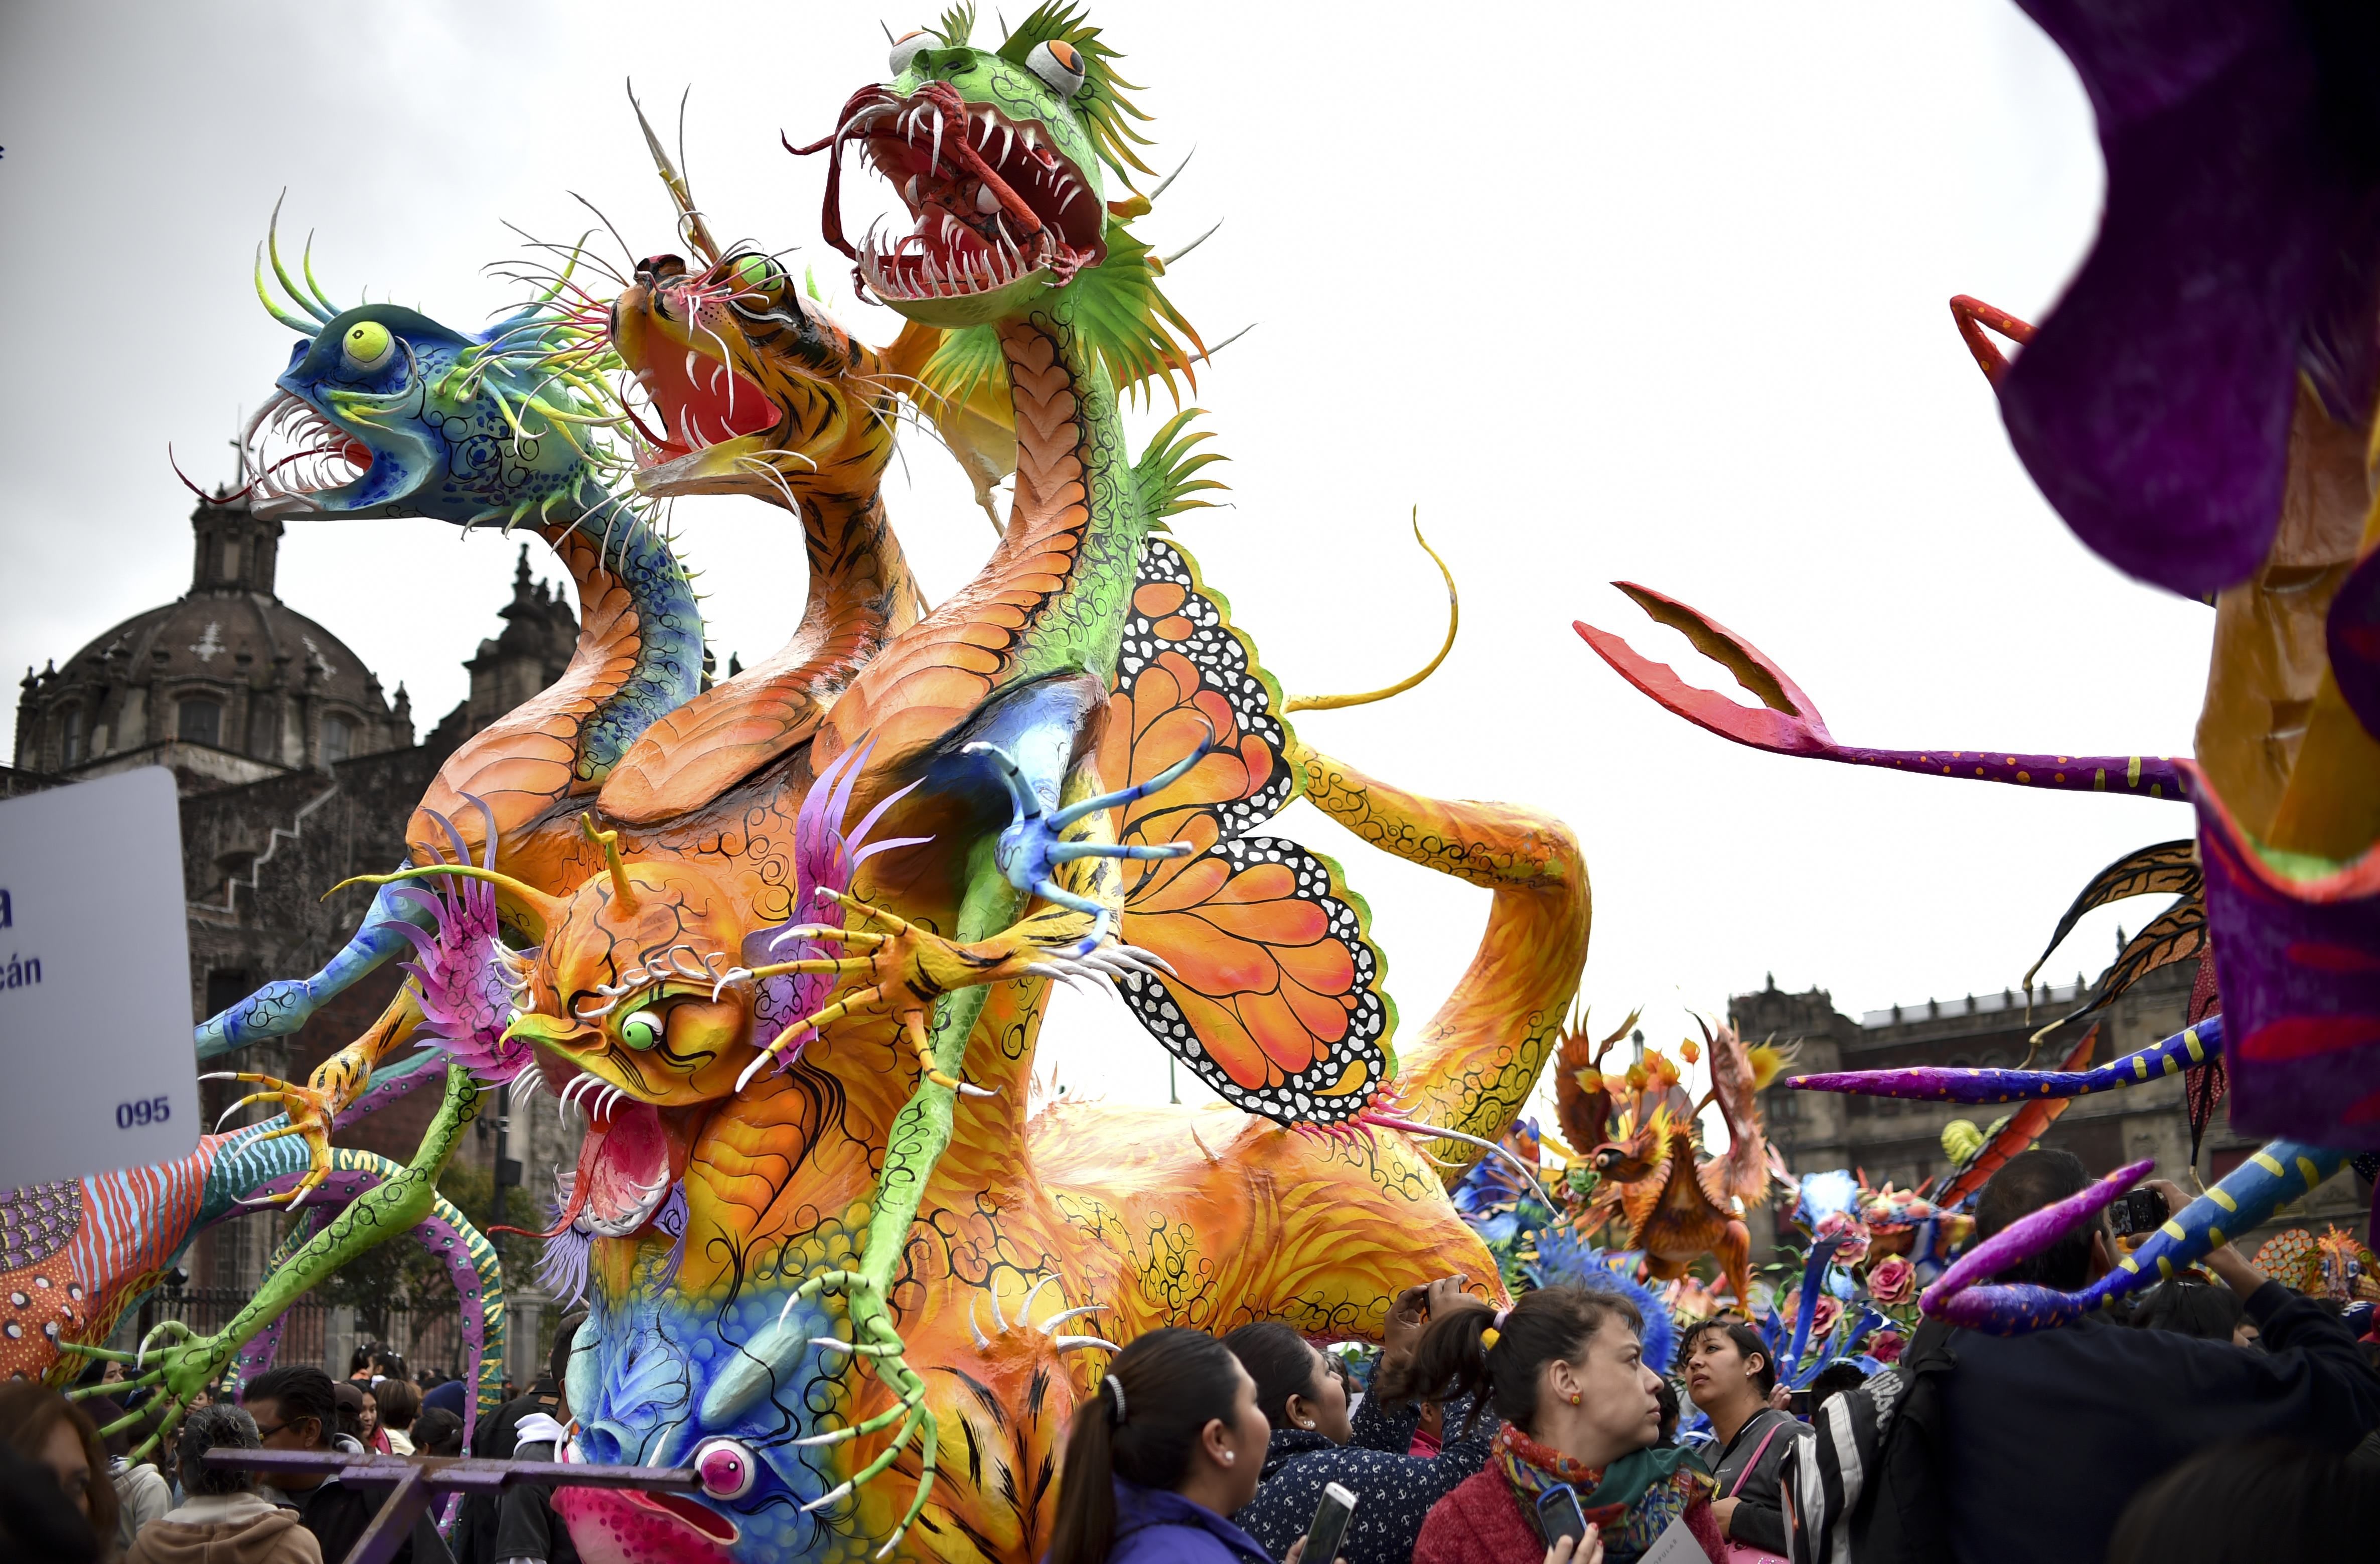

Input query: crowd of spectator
[4,1151,2378,1563]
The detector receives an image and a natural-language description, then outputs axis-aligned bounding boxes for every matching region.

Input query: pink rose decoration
[1816,1211,1872,1266]
[1808,1296,1842,1342]
[1869,1329,1905,1364]
[1866,1256,1917,1307]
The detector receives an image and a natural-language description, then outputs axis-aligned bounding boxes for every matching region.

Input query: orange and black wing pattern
[1102,538,1393,1125]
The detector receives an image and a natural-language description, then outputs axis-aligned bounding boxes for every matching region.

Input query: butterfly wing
[1101,538,1394,1126]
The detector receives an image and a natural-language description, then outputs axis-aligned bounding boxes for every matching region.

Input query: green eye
[342,320,394,372]
[730,254,779,294]
[620,1009,664,1050]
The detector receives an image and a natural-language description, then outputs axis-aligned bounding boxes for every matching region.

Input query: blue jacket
[1108,1479,1275,1564]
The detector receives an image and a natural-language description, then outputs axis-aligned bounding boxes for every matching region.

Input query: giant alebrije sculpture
[64,10,1597,1564]
[1578,3,2380,1330]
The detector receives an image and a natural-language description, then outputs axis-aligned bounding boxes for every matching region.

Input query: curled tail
[1291,741,1591,1170]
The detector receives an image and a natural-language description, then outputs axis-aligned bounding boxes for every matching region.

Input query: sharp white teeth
[1057,183,1083,216]
[930,108,944,174]
[995,122,1013,166]
[975,184,999,215]
[1021,125,1038,154]
[903,176,919,205]
[971,108,990,145]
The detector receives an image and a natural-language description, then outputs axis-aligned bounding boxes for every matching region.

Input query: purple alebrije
[2189,763,2380,1150]
[1919,1157,2153,1333]
[742,739,927,1061]
[1790,1017,2220,1104]
[2001,0,2380,599]
[2327,548,2380,743]
[378,799,533,1085]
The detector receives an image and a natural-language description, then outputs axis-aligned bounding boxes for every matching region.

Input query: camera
[2109,1187,2170,1238]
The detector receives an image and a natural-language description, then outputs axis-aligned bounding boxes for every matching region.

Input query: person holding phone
[1052,1328,1342,1564]
[1678,1320,1792,1558]
[1223,1276,1497,1564]
[1863,1152,2380,1564]
[1388,1287,1723,1564]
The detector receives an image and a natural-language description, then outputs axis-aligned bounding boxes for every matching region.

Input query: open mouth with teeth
[538,1068,674,1240]
[236,391,378,516]
[803,80,1105,322]
[620,292,779,474]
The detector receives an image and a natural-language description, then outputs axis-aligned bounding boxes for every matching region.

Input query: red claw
[1573,583,1836,759]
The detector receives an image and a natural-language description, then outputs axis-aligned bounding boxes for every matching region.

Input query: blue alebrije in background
[1453,1116,1546,1216]
[1529,1224,1676,1374]
[1795,1170,1859,1231]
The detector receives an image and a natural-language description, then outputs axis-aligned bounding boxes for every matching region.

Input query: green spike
[254,248,322,336]
[300,230,343,317]
[265,197,336,326]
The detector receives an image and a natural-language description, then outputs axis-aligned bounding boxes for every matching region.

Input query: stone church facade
[1732,962,2369,1267]
[5,488,588,1379]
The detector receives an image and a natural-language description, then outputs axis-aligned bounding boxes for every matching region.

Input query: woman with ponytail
[1050,1328,1298,1564]
[1386,1287,1723,1564]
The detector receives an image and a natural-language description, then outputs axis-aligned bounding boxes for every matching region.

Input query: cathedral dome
[14,488,410,785]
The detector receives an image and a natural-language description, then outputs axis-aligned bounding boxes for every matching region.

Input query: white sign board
[0,767,200,1187]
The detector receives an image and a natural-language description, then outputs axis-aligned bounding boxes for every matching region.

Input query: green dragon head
[797,4,1147,328]
[240,207,620,531]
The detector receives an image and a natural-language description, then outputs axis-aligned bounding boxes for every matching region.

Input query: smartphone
[1535,1483,1589,1551]
[1304,1482,1358,1564]
[1789,1389,1813,1417]
[2110,1187,2170,1238]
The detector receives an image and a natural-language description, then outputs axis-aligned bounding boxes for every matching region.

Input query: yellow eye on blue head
[342,320,394,373]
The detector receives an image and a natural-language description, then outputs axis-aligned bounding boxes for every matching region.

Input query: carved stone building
[13,488,413,784]
[4,489,588,1378]
[1732,961,2368,1266]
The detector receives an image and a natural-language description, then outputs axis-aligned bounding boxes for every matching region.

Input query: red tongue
[492,1126,601,1240]
[583,1101,669,1223]
[490,1093,669,1240]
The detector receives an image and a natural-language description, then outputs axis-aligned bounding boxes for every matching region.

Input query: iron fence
[117,1285,475,1387]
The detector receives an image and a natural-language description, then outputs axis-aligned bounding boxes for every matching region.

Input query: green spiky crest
[995,3,1153,179]
[917,215,1207,410]
[1130,407,1228,527]
[933,4,976,45]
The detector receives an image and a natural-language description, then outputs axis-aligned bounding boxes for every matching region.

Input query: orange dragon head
[502,824,761,1109]
[604,90,940,508]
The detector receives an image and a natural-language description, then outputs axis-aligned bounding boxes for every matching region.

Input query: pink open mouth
[555,1479,739,1564]
[505,1072,673,1240]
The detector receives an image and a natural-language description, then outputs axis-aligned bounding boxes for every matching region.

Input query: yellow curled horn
[324,861,566,937]
[579,814,641,913]
[1286,510,1459,712]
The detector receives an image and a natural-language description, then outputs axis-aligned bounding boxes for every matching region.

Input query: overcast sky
[0,2,2203,1128]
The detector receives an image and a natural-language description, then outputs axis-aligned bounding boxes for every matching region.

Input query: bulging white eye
[620,1009,663,1050]
[693,1436,758,1500]
[341,319,395,373]
[889,30,933,77]
[1027,38,1087,97]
